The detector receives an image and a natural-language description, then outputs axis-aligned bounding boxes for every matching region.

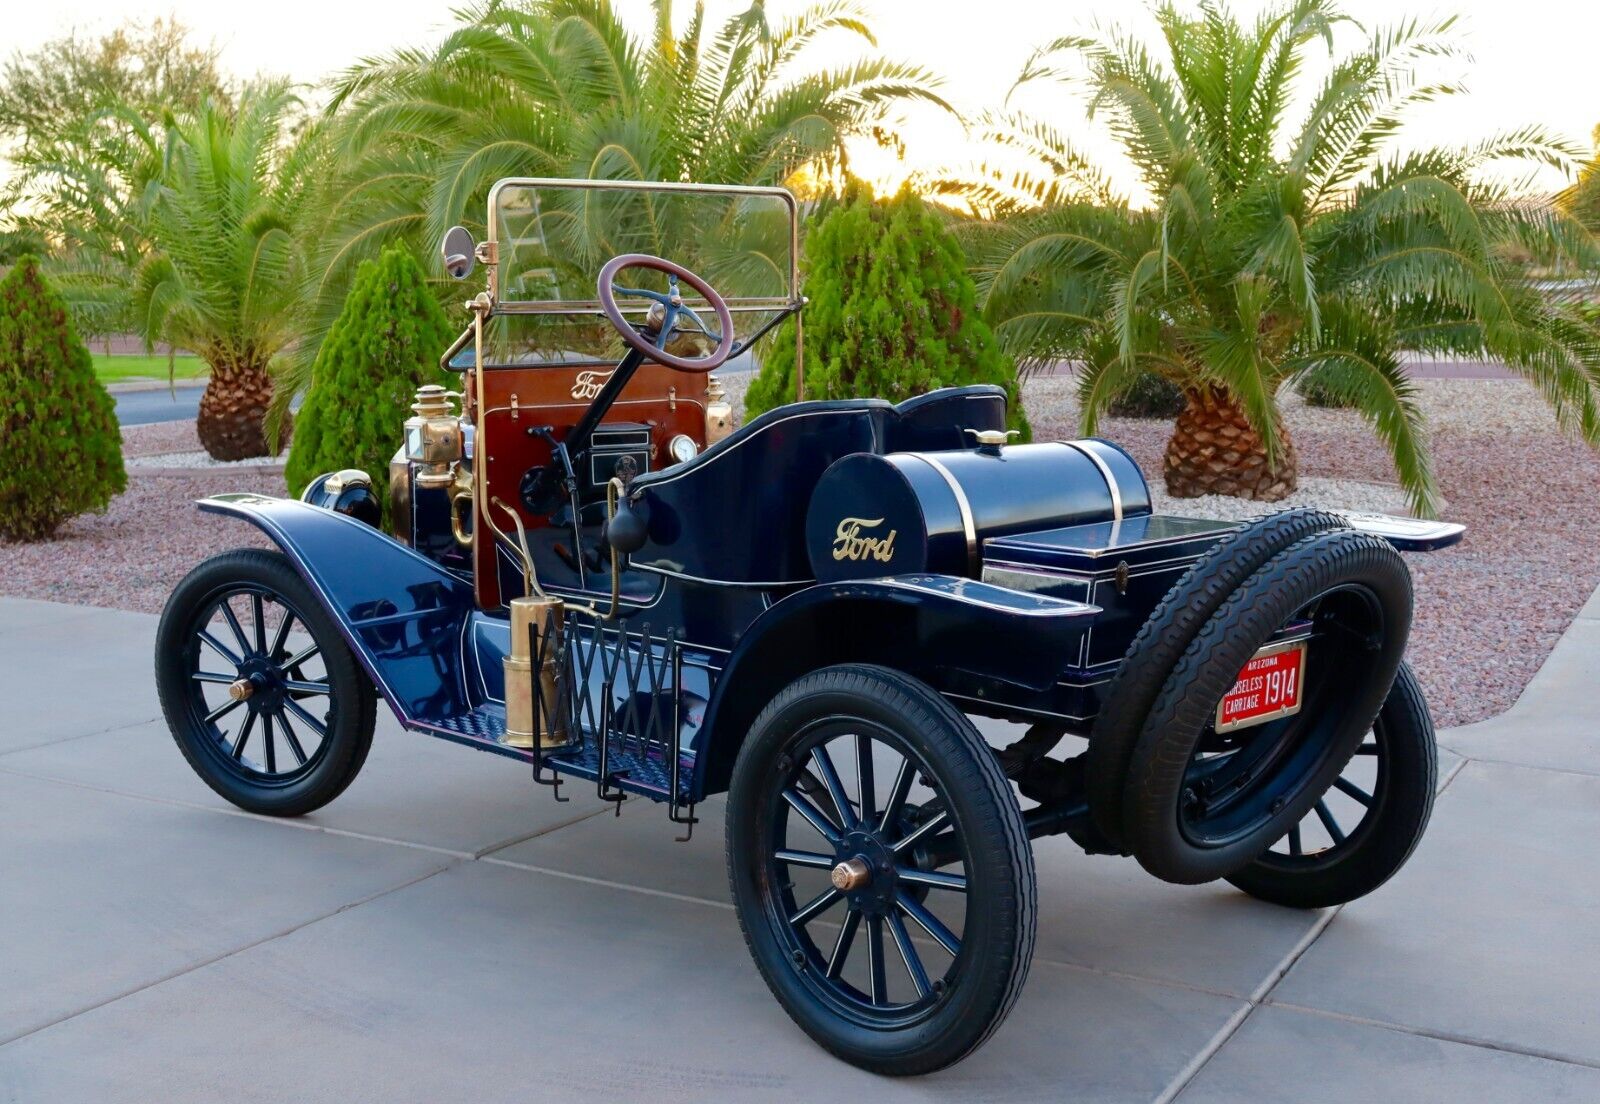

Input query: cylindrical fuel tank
[805,440,1151,581]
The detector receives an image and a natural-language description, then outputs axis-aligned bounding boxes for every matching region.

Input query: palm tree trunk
[196,356,291,461]
[1164,388,1297,501]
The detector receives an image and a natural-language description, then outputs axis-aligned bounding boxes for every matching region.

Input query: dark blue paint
[199,382,1464,807]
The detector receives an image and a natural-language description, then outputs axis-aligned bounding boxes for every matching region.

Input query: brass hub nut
[830,856,872,893]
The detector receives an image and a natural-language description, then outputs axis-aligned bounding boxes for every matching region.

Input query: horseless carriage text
[156,179,1463,1074]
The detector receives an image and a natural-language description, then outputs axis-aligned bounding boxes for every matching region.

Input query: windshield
[476,179,799,369]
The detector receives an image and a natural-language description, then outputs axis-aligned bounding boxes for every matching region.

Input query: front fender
[691,574,1098,796]
[198,493,477,725]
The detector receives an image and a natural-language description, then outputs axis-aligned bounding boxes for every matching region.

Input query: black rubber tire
[1227,662,1437,908]
[1122,529,1412,884]
[1087,508,1348,850]
[725,664,1036,1076]
[155,548,377,817]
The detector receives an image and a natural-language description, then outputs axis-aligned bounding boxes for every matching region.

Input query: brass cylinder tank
[503,596,571,749]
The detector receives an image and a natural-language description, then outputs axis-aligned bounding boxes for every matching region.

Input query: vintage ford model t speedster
[155,178,1463,1075]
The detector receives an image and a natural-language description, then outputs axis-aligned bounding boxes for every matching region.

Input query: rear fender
[1338,513,1465,551]
[691,574,1098,797]
[198,493,477,724]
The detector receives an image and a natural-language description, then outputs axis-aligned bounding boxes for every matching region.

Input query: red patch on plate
[1215,642,1306,733]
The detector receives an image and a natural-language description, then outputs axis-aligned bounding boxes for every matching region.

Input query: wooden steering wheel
[597,253,736,373]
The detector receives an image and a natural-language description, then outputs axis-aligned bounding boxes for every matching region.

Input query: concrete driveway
[2,592,1598,1102]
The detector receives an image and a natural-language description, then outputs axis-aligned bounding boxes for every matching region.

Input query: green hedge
[746,185,1029,437]
[285,247,456,509]
[0,256,125,541]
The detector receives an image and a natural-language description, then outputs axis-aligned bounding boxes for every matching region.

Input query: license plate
[1215,640,1307,733]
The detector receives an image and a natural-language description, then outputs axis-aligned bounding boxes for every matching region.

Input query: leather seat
[630,399,893,585]
[628,387,1011,586]
[888,385,1008,452]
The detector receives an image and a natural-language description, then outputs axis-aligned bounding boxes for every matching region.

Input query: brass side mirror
[442,226,476,280]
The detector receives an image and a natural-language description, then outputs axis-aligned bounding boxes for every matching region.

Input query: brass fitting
[449,463,475,548]
[705,374,733,446]
[387,448,412,545]
[503,595,571,750]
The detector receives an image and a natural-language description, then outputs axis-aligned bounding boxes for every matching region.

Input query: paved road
[112,358,754,426]
[113,385,203,426]
[2,590,1597,1101]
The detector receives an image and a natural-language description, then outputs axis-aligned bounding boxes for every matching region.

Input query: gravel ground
[0,422,280,611]
[118,420,208,458]
[4,378,1595,728]
[125,450,287,470]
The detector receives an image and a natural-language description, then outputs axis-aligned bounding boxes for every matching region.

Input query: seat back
[887,385,1008,452]
[630,399,892,585]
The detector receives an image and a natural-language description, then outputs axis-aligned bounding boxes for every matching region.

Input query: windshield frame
[483,177,802,318]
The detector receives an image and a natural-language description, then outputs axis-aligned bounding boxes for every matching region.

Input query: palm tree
[279,0,946,407]
[1560,124,1600,232]
[132,86,326,459]
[950,0,1600,514]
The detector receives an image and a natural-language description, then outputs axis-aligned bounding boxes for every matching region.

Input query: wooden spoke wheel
[156,550,375,817]
[726,665,1034,1076]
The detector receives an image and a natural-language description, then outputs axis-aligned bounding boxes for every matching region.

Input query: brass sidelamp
[403,384,464,489]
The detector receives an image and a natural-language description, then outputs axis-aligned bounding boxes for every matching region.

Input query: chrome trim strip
[987,524,1232,559]
[906,453,978,575]
[861,576,1099,618]
[1058,441,1123,521]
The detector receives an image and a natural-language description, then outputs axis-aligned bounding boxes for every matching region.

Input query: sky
[6,0,1599,200]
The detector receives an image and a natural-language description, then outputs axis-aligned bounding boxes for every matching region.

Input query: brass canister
[503,596,570,749]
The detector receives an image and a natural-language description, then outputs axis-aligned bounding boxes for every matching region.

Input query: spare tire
[1121,529,1412,885]
[1086,509,1348,850]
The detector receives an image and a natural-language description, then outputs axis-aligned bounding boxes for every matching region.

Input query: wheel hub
[830,856,871,892]
[835,829,898,914]
[234,657,284,711]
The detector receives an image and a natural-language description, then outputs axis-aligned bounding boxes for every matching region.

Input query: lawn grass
[92,353,208,384]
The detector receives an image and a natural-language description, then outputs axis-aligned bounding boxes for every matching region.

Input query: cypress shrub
[285,247,457,508]
[746,185,1029,438]
[0,256,125,541]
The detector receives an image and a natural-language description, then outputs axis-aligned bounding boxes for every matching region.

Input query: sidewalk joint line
[1437,753,1600,782]
[1151,1001,1255,1104]
[1261,999,1600,1073]
[0,714,165,759]
[1030,955,1245,1003]
[1155,905,1346,1103]
[479,854,739,911]
[472,805,614,858]
[0,862,455,1050]
[1437,755,1470,794]
[0,765,476,859]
